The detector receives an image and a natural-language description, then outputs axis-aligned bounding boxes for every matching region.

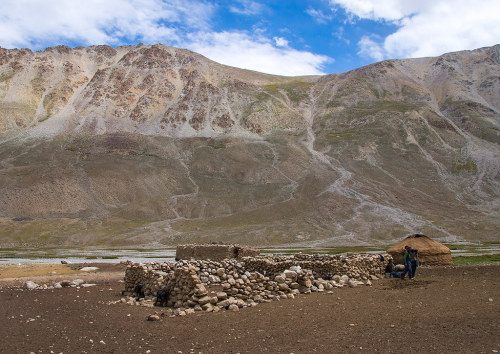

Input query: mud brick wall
[176,244,259,261]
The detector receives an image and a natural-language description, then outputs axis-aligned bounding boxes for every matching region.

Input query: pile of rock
[122,253,385,314]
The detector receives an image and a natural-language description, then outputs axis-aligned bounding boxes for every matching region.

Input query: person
[385,259,401,278]
[400,245,413,280]
[409,248,419,279]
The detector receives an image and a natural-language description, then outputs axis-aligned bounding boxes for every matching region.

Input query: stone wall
[244,253,383,279]
[122,253,386,313]
[175,244,259,261]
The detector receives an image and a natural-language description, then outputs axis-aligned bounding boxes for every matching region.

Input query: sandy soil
[0,262,125,288]
[0,263,499,353]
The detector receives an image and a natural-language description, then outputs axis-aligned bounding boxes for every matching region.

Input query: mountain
[0,44,498,247]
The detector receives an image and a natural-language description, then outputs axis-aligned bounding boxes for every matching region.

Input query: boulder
[216,292,228,300]
[202,303,214,311]
[274,275,286,283]
[80,267,99,272]
[60,280,73,287]
[197,296,211,305]
[23,281,38,290]
[228,304,239,311]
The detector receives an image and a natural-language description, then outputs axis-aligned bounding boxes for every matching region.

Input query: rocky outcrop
[0,44,312,136]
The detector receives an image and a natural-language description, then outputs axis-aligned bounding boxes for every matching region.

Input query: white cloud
[330,0,420,21]
[273,37,289,47]
[229,0,265,16]
[330,0,500,60]
[357,36,384,61]
[333,26,350,45]
[187,31,332,76]
[306,8,333,24]
[0,0,331,76]
[0,0,214,49]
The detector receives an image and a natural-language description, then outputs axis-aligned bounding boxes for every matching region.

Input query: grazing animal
[155,289,170,307]
[134,284,145,300]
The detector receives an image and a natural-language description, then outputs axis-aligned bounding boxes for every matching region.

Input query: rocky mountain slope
[0,44,498,247]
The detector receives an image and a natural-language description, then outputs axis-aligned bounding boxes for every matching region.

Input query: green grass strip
[452,254,500,265]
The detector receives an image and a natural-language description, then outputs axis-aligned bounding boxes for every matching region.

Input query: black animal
[134,284,145,300]
[155,289,170,307]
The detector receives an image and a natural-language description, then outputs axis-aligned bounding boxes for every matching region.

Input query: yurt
[387,234,453,265]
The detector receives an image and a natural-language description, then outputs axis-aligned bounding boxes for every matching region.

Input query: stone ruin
[175,243,259,261]
[121,253,387,315]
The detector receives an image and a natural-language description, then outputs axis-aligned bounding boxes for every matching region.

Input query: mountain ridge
[0,44,498,247]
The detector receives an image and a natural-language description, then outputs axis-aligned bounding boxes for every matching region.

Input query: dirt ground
[0,262,125,288]
[0,263,499,353]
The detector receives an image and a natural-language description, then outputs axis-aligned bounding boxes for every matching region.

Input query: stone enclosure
[122,252,387,314]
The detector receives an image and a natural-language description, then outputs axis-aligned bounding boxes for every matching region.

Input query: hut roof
[387,234,451,255]
[387,234,452,265]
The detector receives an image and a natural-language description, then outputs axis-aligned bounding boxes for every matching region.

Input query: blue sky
[1,0,499,76]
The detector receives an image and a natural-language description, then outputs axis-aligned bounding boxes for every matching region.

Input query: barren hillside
[0,44,498,247]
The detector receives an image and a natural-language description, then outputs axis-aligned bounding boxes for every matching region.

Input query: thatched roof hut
[387,234,453,265]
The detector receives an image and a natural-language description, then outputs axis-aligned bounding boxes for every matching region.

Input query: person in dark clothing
[409,248,419,279]
[385,259,401,278]
[400,246,413,280]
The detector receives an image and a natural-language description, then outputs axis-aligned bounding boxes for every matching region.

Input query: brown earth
[0,262,126,288]
[0,263,499,353]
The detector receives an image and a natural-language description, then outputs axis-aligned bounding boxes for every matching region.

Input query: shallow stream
[1,243,499,264]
